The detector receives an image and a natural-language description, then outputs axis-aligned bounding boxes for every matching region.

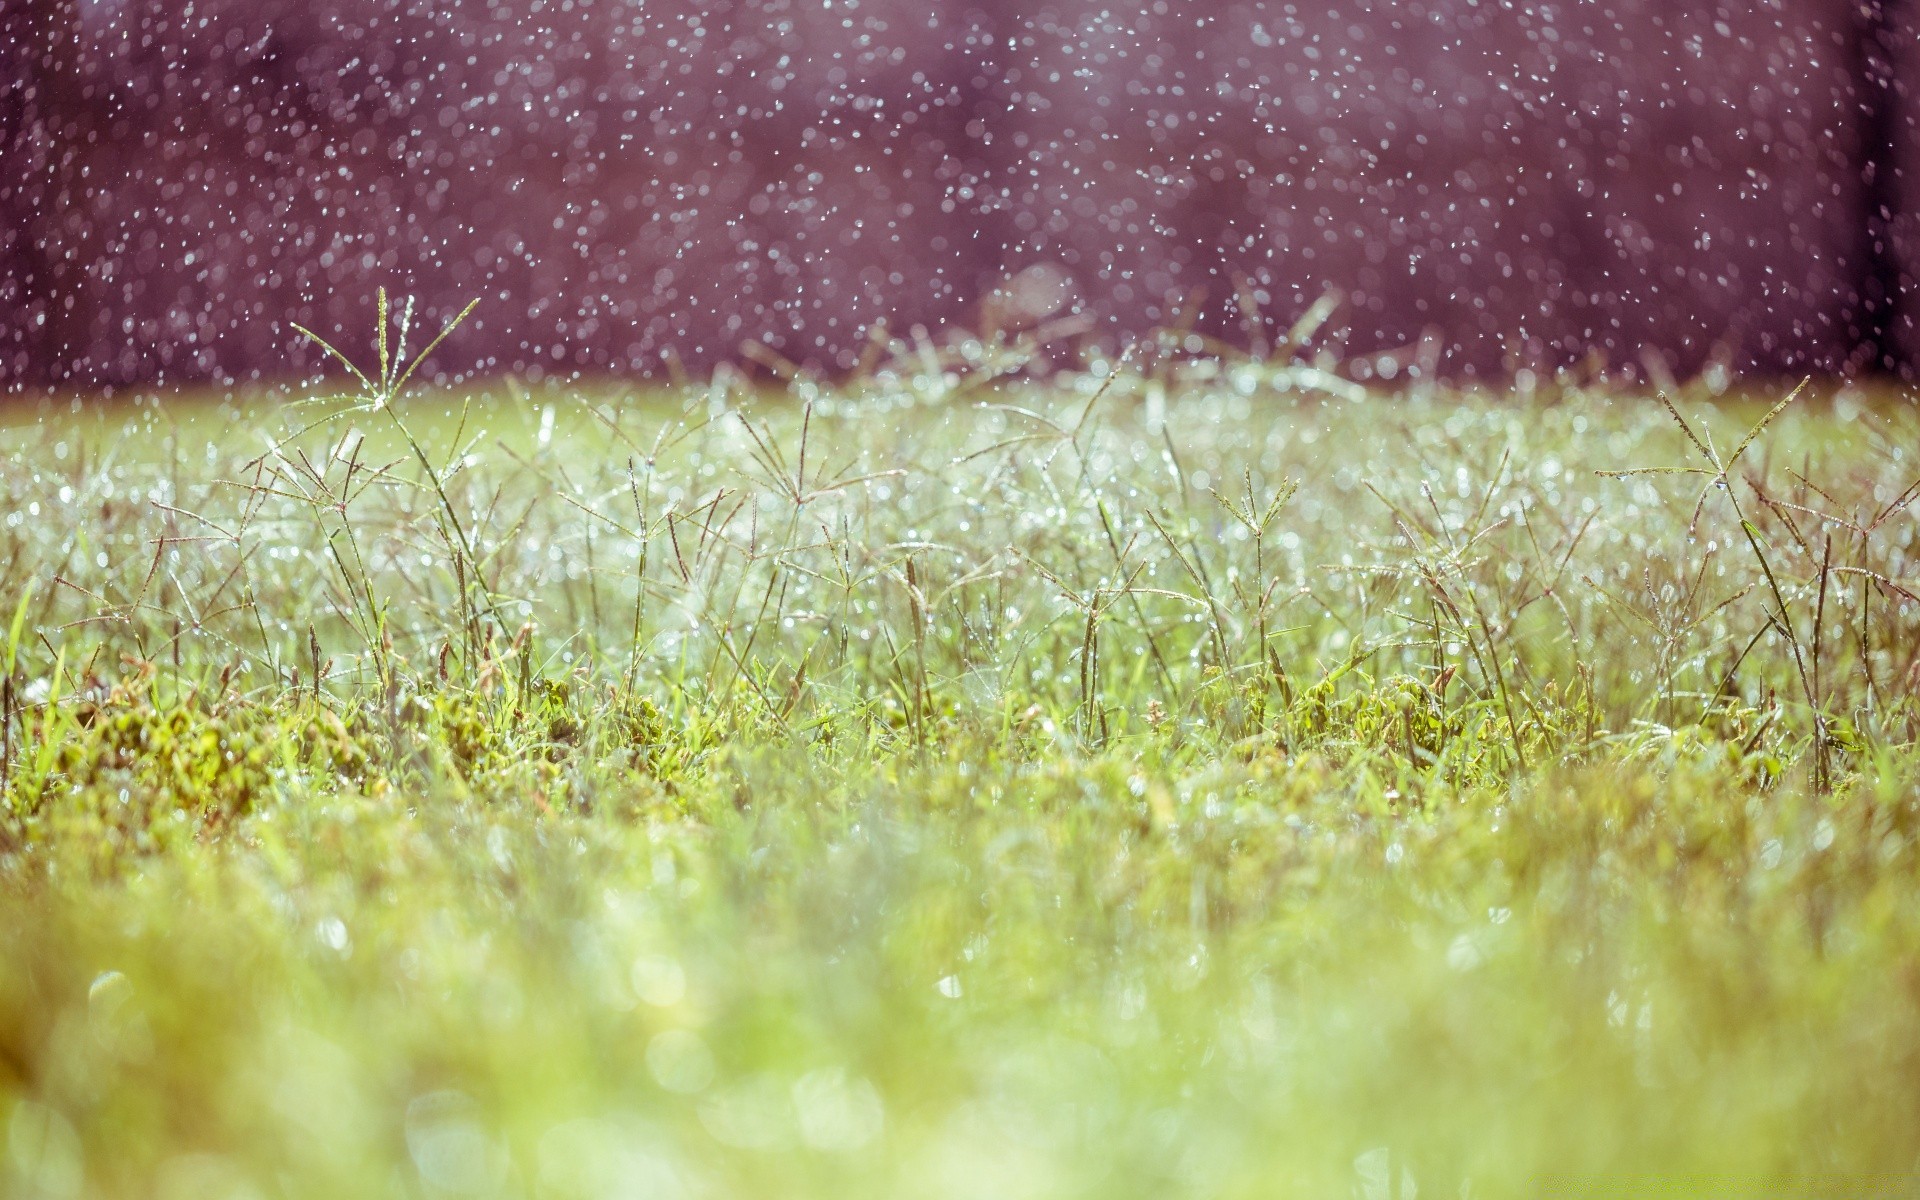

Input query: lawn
[3,322,1919,1198]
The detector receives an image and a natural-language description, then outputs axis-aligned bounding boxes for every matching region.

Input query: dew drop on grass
[404,1091,504,1196]
[87,970,131,1014]
[646,1029,716,1095]
[1813,818,1836,852]
[630,955,687,1007]
[7,1103,84,1198]
[792,1068,886,1152]
[698,1075,797,1152]
[316,916,351,956]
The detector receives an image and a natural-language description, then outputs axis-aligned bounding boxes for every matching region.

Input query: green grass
[3,317,1920,1197]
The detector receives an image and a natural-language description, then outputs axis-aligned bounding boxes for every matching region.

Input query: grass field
[4,317,1920,1198]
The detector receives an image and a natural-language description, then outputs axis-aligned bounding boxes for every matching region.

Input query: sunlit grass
[3,321,1919,1197]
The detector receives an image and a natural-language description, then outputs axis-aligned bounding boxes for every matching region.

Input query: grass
[4,304,1920,1198]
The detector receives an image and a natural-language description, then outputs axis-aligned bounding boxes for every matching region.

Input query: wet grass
[3,318,1920,1198]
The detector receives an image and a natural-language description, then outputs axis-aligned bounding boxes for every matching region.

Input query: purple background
[4,0,1916,389]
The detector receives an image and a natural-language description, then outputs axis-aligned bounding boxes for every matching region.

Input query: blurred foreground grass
[3,337,1920,1197]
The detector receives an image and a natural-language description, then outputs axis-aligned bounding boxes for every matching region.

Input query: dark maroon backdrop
[4,0,1916,390]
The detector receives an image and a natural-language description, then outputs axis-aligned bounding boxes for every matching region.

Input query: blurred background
[2,0,1915,391]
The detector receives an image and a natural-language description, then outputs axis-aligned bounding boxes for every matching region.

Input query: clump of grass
[1,296,1919,1197]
